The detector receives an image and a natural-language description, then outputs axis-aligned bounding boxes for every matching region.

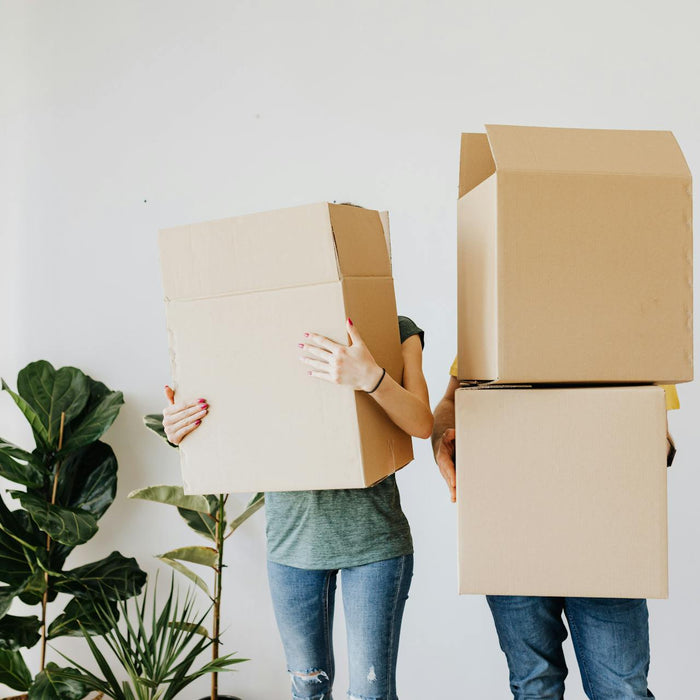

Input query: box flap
[328,204,392,278]
[485,124,691,178]
[159,202,339,301]
[459,133,496,198]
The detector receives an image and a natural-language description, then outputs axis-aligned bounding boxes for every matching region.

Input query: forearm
[370,372,433,439]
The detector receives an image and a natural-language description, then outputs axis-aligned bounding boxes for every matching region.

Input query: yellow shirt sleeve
[661,385,680,411]
[450,356,458,377]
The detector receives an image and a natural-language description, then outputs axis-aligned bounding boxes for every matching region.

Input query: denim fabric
[487,596,654,699]
[268,554,413,700]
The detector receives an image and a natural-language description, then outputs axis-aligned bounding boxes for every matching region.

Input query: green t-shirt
[264,316,424,570]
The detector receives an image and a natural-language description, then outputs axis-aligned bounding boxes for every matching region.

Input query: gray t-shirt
[264,316,424,570]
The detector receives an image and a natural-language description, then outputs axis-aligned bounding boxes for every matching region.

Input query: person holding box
[432,360,679,699]
[162,315,432,700]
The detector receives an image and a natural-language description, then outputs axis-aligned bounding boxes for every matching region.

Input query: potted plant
[0,361,147,699]
[128,415,264,700]
[55,576,246,699]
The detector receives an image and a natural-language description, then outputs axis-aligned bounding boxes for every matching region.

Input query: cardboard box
[458,124,693,384]
[159,203,413,494]
[456,385,668,598]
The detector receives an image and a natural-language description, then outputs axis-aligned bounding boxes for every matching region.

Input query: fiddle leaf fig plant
[0,360,147,698]
[129,414,263,700]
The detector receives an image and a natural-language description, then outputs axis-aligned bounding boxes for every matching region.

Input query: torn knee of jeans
[289,668,329,684]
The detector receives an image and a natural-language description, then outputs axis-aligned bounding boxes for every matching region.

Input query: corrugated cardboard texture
[159,203,413,493]
[456,386,668,598]
[457,125,693,384]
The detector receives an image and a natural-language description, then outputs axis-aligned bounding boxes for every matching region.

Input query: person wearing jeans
[162,316,432,700]
[430,360,672,699]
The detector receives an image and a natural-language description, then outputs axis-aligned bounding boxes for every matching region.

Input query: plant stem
[40,411,65,671]
[211,494,226,700]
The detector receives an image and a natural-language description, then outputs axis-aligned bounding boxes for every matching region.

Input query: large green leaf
[0,438,46,487]
[28,662,87,700]
[0,614,41,650]
[227,491,265,536]
[61,377,123,453]
[159,546,218,568]
[1,378,51,450]
[156,557,211,597]
[178,494,223,541]
[128,484,211,513]
[16,361,90,448]
[0,528,34,586]
[48,596,118,639]
[0,648,32,691]
[0,585,17,618]
[11,491,98,546]
[54,441,117,519]
[56,551,146,600]
[144,413,177,447]
[17,570,49,605]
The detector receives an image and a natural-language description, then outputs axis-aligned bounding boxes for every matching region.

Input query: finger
[300,356,331,371]
[166,403,208,426]
[165,385,175,405]
[171,419,202,444]
[303,332,342,353]
[300,343,333,360]
[167,407,208,433]
[445,428,456,441]
[164,399,208,419]
[346,317,363,346]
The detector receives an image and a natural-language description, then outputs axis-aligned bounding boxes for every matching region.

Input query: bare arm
[431,375,460,502]
[369,334,433,439]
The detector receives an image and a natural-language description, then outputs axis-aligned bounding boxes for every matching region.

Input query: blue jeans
[487,596,654,699]
[267,554,413,700]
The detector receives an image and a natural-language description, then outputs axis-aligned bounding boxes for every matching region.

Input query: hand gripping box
[457,125,693,385]
[158,203,413,494]
[456,385,668,598]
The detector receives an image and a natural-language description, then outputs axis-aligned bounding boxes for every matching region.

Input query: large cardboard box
[458,124,693,384]
[456,385,668,598]
[159,203,413,494]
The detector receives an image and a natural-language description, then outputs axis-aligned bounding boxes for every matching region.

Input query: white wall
[1,0,699,697]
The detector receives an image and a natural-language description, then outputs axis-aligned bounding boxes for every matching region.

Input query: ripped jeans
[267,554,413,700]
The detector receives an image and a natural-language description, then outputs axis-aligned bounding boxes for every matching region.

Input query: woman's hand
[300,318,384,391]
[162,385,209,445]
[434,428,457,503]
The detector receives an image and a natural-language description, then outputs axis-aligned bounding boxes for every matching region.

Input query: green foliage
[55,578,246,700]
[28,662,87,700]
[0,361,146,698]
[134,413,263,698]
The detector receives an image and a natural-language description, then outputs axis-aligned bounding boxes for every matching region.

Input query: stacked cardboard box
[455,125,693,598]
[159,203,413,494]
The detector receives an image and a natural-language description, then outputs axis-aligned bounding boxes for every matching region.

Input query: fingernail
[195,419,202,425]
[307,371,312,375]
[298,343,304,348]
[198,398,206,403]
[202,404,209,410]
[347,317,353,326]
[304,332,309,337]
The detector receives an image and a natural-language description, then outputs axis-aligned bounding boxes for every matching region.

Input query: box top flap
[160,203,343,301]
[484,124,691,178]
[328,204,392,277]
[459,133,497,198]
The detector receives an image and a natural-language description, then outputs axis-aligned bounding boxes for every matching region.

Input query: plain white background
[1,1,699,697]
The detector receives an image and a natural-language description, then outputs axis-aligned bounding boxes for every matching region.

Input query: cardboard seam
[164,276,395,303]
[485,167,690,180]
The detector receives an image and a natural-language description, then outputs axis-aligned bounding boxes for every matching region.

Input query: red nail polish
[195,419,202,426]
[202,404,209,410]
[198,398,206,403]
[347,317,353,326]
[304,332,310,337]
[298,343,304,348]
